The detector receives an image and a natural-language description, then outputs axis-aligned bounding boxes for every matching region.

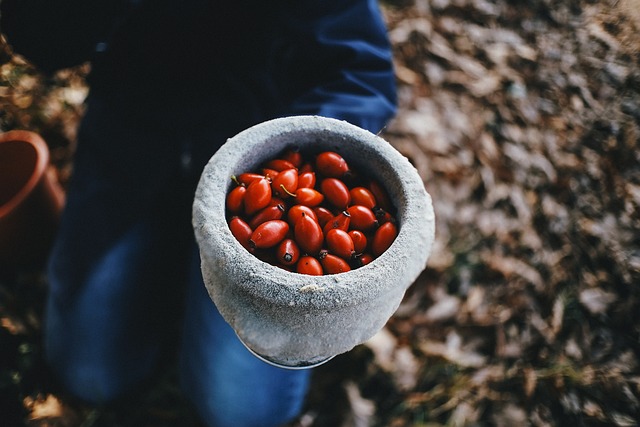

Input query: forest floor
[1,0,640,426]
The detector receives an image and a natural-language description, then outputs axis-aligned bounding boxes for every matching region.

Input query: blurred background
[1,0,639,425]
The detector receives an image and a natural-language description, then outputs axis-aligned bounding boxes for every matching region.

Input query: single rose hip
[265,158,297,172]
[346,205,378,231]
[281,149,303,168]
[299,162,313,173]
[276,238,301,266]
[244,176,272,215]
[348,230,367,254]
[319,251,351,274]
[268,197,286,207]
[226,185,246,214]
[313,207,334,228]
[294,187,324,207]
[294,212,324,255]
[287,204,318,226]
[315,151,349,177]
[249,220,289,249]
[371,221,398,257]
[368,179,391,211]
[320,178,351,209]
[326,228,355,260]
[229,216,253,250]
[271,168,298,198]
[373,207,394,224]
[349,187,377,209]
[296,256,323,275]
[297,171,316,189]
[323,210,351,235]
[354,253,374,267]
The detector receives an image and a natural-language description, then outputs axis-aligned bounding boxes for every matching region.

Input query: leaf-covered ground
[1,0,640,426]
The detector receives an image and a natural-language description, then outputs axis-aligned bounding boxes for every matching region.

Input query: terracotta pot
[193,116,435,368]
[0,130,65,270]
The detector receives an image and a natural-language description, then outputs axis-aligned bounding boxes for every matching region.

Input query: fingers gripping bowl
[192,116,435,368]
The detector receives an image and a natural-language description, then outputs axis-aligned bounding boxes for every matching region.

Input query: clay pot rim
[0,130,50,219]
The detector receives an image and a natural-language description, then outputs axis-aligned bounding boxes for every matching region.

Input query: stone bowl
[192,116,435,368]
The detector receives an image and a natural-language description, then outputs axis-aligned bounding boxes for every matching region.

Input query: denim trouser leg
[44,98,191,403]
[46,233,311,424]
[45,221,184,403]
[179,246,311,427]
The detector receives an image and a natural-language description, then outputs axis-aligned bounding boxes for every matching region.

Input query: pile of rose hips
[225,148,398,275]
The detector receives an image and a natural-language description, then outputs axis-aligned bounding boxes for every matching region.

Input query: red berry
[297,256,323,275]
[299,162,314,173]
[323,210,351,235]
[294,212,324,255]
[319,251,351,274]
[265,158,297,172]
[244,177,272,215]
[349,187,377,209]
[229,216,252,250]
[374,207,394,224]
[295,187,324,207]
[368,180,391,211]
[371,221,398,257]
[249,220,289,249]
[281,149,303,168]
[313,207,334,228]
[276,238,301,266]
[287,204,318,226]
[346,205,378,231]
[226,185,246,214]
[320,178,351,209]
[271,168,298,198]
[326,228,355,260]
[316,151,349,177]
[348,230,367,254]
[355,253,374,267]
[297,171,316,189]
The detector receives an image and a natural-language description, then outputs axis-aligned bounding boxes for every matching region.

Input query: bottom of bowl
[236,335,335,370]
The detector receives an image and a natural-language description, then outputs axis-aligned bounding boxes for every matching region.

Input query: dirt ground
[1,0,640,426]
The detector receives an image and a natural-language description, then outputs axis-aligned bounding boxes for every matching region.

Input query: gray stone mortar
[193,116,435,368]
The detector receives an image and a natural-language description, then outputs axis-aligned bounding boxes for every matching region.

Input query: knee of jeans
[46,351,126,404]
[193,391,307,427]
[180,358,310,427]
[44,329,149,405]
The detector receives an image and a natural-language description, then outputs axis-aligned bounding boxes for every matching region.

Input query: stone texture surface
[192,116,435,368]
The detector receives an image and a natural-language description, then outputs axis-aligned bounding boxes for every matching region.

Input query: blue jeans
[44,97,310,427]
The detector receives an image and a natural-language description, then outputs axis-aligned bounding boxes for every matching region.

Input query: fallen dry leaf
[24,394,63,420]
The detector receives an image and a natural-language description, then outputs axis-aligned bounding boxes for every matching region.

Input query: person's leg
[179,246,311,427]
[44,98,191,404]
[45,221,188,403]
